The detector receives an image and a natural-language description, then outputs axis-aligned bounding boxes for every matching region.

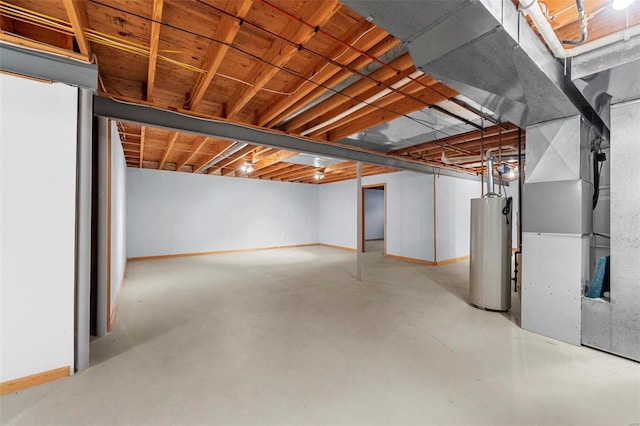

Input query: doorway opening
[362,184,386,254]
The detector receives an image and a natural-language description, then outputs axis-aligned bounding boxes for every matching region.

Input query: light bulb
[612,0,635,10]
[507,170,516,180]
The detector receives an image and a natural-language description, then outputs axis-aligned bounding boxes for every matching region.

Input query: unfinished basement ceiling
[2,0,635,182]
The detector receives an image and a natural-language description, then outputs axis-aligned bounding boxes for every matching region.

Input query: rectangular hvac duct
[342,0,609,139]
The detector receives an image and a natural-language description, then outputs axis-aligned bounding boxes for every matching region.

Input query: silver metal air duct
[342,0,609,139]
[202,142,248,172]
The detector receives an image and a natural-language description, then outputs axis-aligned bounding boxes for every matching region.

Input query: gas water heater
[469,157,513,311]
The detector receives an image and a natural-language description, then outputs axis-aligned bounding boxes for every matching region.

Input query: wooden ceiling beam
[266,35,400,128]
[250,161,292,178]
[221,150,259,176]
[298,166,368,184]
[325,85,458,141]
[0,31,89,62]
[259,164,302,179]
[323,161,353,172]
[192,140,236,173]
[283,52,415,133]
[188,0,253,111]
[306,75,437,138]
[415,134,521,162]
[139,126,146,168]
[208,145,256,174]
[257,20,385,126]
[304,71,435,134]
[176,136,209,171]
[158,131,179,169]
[237,149,297,176]
[146,0,164,102]
[273,166,320,181]
[305,165,396,184]
[390,124,518,156]
[62,0,91,56]
[225,0,342,119]
[1,15,15,32]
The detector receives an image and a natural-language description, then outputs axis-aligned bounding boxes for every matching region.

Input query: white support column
[75,88,93,372]
[356,162,362,281]
[95,117,109,336]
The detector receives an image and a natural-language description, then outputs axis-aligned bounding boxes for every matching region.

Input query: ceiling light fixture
[315,170,325,180]
[507,169,516,180]
[240,160,254,173]
[612,0,635,10]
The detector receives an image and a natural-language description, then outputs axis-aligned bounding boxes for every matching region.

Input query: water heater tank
[469,197,513,311]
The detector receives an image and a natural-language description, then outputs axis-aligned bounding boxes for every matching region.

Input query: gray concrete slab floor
[1,245,639,425]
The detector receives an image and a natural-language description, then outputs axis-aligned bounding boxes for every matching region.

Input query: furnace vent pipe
[486,156,496,196]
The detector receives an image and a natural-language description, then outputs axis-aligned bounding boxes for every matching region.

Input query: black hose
[561,0,588,45]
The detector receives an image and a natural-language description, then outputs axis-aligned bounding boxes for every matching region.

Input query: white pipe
[521,0,640,58]
[203,142,248,171]
[356,161,362,281]
[300,70,424,136]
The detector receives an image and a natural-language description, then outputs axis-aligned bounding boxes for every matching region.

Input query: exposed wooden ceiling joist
[146,0,164,102]
[61,0,91,56]
[192,139,236,173]
[256,19,383,127]
[225,0,342,119]
[0,0,540,184]
[283,52,415,134]
[187,0,253,112]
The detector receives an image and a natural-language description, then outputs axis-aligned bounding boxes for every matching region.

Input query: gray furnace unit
[469,157,513,311]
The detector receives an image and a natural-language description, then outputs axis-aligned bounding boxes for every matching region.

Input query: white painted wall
[435,175,519,261]
[435,175,481,261]
[126,168,319,258]
[0,74,78,382]
[319,171,435,262]
[364,188,384,240]
[110,122,127,313]
[318,179,356,249]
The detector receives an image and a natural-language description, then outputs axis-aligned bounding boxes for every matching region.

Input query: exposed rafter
[225,0,342,119]
[188,0,253,111]
[146,0,164,102]
[283,52,415,133]
[158,131,179,170]
[257,20,384,126]
[139,126,146,168]
[192,140,236,173]
[176,137,209,171]
[62,0,91,56]
[207,144,256,174]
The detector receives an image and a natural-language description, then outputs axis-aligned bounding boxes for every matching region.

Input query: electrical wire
[191,0,460,114]
[102,0,464,126]
[2,0,484,141]
[85,0,460,138]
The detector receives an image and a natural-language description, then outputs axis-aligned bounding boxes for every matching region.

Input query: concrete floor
[2,244,639,425]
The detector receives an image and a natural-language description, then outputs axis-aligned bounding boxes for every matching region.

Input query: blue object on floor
[586,256,609,298]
